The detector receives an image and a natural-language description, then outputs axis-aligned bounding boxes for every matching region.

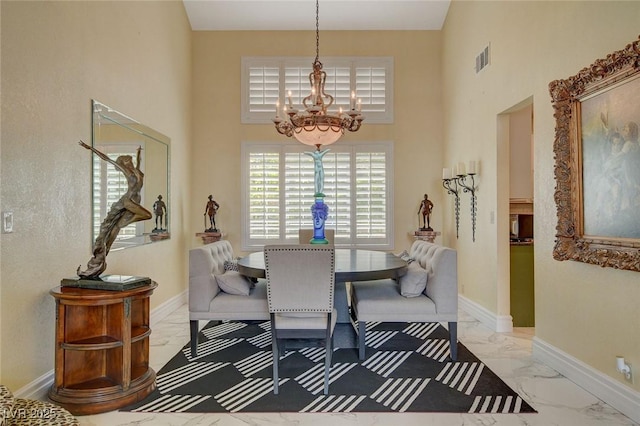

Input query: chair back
[264,245,335,313]
[298,229,335,244]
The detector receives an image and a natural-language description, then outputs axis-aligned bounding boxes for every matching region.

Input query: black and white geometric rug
[124,320,536,414]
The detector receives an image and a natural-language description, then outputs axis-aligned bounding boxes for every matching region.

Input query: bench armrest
[189,273,220,312]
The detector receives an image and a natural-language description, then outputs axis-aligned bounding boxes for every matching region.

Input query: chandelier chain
[315,0,320,63]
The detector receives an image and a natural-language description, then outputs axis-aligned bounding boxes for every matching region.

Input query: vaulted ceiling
[183,0,450,31]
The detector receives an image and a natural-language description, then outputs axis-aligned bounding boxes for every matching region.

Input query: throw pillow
[224,258,258,285]
[396,249,415,264]
[223,259,239,272]
[216,271,252,296]
[398,262,428,297]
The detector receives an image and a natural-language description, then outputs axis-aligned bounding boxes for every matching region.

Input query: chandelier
[272,0,364,147]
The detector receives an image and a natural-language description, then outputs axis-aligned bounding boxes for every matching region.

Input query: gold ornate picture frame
[549,36,640,271]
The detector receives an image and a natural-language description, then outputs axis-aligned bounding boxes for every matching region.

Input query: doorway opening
[498,98,535,332]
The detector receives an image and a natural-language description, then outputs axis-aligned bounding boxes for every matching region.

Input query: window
[241,141,393,251]
[241,57,394,124]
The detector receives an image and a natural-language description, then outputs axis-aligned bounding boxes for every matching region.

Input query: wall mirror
[91,100,170,250]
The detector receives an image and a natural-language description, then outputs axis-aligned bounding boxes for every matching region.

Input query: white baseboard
[16,290,188,400]
[13,370,54,401]
[458,294,513,332]
[460,294,640,422]
[533,337,640,424]
[150,289,188,327]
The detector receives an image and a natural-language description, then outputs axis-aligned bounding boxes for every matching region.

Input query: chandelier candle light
[442,161,478,241]
[273,0,365,244]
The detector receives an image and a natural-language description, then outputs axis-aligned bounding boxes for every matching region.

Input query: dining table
[237,248,408,282]
[237,248,408,348]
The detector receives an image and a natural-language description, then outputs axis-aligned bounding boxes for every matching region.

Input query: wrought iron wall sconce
[442,161,478,241]
[441,171,460,238]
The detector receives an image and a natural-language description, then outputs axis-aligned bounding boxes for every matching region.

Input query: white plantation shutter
[284,66,312,106]
[242,142,393,250]
[355,151,387,241]
[356,67,387,113]
[321,66,351,109]
[321,151,352,239]
[248,66,279,113]
[283,151,314,239]
[284,65,350,109]
[247,151,280,240]
[242,57,393,123]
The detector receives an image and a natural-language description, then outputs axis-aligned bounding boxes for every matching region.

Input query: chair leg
[448,321,458,361]
[324,314,333,395]
[358,320,366,361]
[270,314,279,394]
[190,320,199,357]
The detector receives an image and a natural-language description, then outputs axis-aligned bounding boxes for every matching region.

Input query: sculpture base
[61,275,152,291]
[309,238,329,244]
[149,231,170,241]
[196,231,222,244]
[413,230,441,243]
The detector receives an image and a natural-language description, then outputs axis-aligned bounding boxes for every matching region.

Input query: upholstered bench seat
[350,240,458,361]
[189,240,269,356]
[206,283,269,320]
[350,279,438,321]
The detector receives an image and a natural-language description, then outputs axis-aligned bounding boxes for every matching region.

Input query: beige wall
[443,0,640,391]
[190,30,444,253]
[0,1,192,390]
[2,0,638,400]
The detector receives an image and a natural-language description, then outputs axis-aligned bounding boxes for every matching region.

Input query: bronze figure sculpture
[153,194,167,232]
[77,140,152,279]
[204,195,220,232]
[418,193,434,231]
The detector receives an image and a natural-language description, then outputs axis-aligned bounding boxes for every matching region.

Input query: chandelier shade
[293,125,343,147]
[272,0,364,146]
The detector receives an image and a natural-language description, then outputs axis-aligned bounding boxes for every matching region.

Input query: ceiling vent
[475,44,490,73]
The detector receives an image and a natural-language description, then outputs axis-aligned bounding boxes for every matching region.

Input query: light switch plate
[3,211,14,233]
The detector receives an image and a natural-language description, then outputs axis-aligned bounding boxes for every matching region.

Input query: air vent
[475,44,490,73]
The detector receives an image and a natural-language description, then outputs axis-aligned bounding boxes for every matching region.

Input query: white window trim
[241,56,394,124]
[241,140,394,252]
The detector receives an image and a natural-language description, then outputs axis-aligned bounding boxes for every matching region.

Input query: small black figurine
[152,195,167,232]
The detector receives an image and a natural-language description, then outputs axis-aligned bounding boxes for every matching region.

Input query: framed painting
[549,35,640,271]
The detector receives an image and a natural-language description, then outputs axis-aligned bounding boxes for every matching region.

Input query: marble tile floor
[77,304,638,426]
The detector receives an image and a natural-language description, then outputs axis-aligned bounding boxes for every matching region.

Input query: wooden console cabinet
[48,282,157,415]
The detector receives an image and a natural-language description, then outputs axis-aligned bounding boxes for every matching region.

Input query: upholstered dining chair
[298,228,335,244]
[264,245,336,395]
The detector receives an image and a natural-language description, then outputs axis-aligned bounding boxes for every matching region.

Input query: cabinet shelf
[49,282,157,416]
[62,376,120,392]
[61,335,122,350]
[131,326,151,343]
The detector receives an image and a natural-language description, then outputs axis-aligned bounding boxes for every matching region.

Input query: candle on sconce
[287,90,293,108]
[357,99,362,112]
[457,162,466,176]
[442,168,452,180]
[468,161,477,175]
[351,91,356,110]
[275,100,280,119]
